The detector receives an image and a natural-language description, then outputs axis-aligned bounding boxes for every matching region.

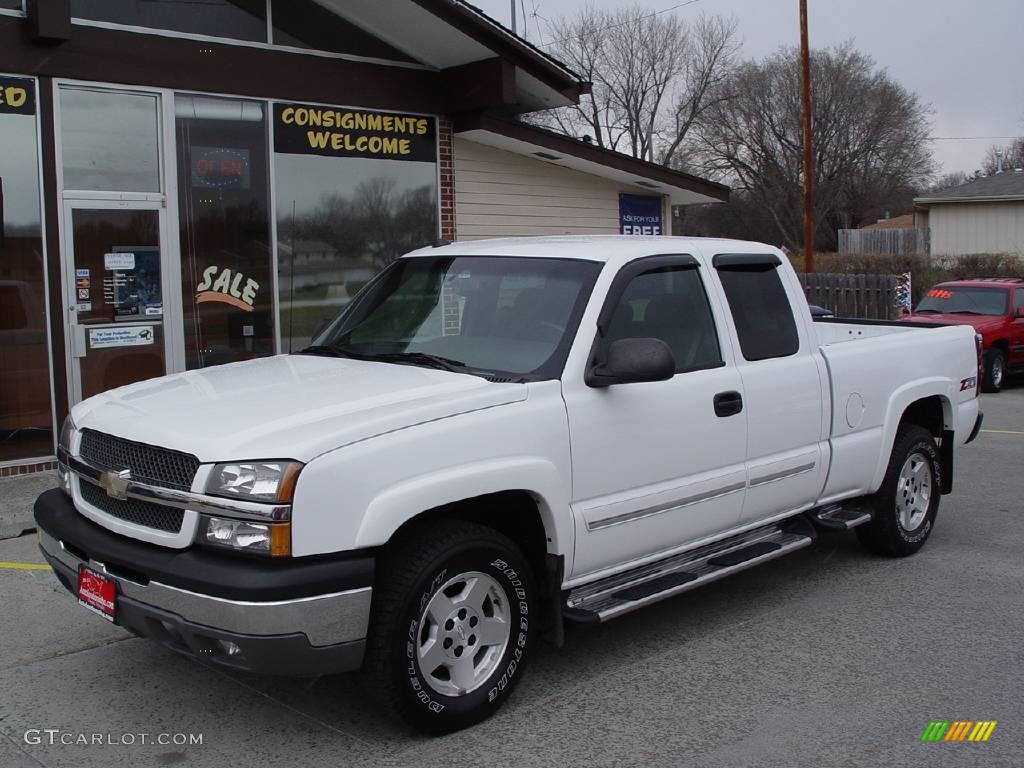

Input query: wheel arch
[356,457,570,561]
[374,483,568,646]
[873,384,955,493]
[989,338,1009,353]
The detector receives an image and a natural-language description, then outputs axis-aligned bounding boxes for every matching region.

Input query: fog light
[200,516,291,557]
[218,640,242,657]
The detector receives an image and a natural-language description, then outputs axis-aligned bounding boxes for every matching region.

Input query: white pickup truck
[36,236,983,733]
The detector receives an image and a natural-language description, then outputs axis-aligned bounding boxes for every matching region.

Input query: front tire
[982,348,1005,393]
[363,520,535,734]
[856,424,941,557]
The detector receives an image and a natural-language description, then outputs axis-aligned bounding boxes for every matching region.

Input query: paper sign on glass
[89,325,154,349]
[104,253,136,271]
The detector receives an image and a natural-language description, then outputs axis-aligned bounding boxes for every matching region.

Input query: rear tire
[856,424,941,557]
[363,520,535,734]
[982,348,1005,393]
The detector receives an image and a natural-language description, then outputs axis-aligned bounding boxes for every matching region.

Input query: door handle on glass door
[713,391,743,417]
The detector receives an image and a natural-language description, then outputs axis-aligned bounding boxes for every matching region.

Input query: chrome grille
[79,430,199,491]
[80,480,185,534]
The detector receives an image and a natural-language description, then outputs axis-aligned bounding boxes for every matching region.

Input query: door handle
[714,391,743,417]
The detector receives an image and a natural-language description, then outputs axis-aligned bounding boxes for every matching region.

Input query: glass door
[63,201,170,401]
[0,74,54,461]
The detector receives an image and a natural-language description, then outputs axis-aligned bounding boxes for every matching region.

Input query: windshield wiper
[296,345,366,359]
[949,310,983,315]
[298,346,481,375]
[913,308,940,313]
[364,351,469,372]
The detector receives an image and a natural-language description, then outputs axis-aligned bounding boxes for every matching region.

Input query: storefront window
[176,95,274,369]
[60,88,160,192]
[273,102,438,352]
[0,75,53,461]
[0,1,24,12]
[71,0,267,42]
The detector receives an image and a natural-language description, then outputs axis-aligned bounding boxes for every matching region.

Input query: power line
[928,136,1019,141]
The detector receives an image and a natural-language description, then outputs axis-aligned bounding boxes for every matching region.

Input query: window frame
[0,1,24,19]
[588,254,725,381]
[713,252,801,363]
[68,0,433,71]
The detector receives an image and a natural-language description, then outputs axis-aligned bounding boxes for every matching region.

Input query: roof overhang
[318,0,588,112]
[914,195,1024,207]
[454,113,730,206]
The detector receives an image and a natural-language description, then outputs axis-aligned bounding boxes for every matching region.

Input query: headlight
[57,416,77,496]
[200,517,291,557]
[58,415,76,453]
[205,461,302,503]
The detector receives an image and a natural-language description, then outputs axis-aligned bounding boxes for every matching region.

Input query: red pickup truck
[903,278,1024,392]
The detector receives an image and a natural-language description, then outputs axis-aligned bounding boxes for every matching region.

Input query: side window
[716,263,799,361]
[605,266,722,372]
[1015,288,1024,314]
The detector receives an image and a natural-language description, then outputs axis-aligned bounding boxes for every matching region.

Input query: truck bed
[812,317,980,504]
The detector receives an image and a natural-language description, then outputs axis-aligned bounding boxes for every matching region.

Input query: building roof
[327,0,587,111]
[454,113,730,206]
[862,214,915,230]
[915,171,1024,205]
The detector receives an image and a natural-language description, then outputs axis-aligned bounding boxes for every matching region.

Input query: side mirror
[586,338,676,387]
[310,317,331,340]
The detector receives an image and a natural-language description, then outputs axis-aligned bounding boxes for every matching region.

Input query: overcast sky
[476,0,1024,175]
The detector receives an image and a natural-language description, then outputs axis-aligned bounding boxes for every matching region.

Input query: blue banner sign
[619,194,663,235]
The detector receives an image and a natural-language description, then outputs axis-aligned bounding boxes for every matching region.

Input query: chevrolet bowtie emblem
[99,469,131,500]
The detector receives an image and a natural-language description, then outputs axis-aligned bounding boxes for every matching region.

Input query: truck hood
[71,355,526,463]
[902,313,1005,336]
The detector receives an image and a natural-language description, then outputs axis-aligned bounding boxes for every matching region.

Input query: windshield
[915,286,1008,316]
[305,256,603,380]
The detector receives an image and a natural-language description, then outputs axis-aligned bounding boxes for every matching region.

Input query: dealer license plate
[77,566,116,622]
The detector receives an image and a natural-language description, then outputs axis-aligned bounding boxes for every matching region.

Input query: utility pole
[799,0,814,272]
[510,0,517,35]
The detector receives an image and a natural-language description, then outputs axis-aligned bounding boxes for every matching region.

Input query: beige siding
[454,138,664,240]
[930,201,1024,256]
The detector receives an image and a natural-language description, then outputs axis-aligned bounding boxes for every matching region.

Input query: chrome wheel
[896,451,932,532]
[416,571,510,697]
[991,354,1004,389]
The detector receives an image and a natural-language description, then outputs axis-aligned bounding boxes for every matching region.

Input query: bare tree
[981,137,1024,175]
[533,7,739,162]
[660,14,741,167]
[535,7,612,149]
[691,43,935,250]
[928,170,977,192]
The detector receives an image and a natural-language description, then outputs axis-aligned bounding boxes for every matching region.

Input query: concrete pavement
[0,471,55,540]
[1,383,1021,767]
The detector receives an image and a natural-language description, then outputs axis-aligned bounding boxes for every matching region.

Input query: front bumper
[35,489,374,676]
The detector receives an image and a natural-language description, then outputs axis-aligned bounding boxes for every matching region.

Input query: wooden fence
[838,227,930,256]
[799,272,899,320]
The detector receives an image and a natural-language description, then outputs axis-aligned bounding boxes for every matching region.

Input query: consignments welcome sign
[273,103,436,162]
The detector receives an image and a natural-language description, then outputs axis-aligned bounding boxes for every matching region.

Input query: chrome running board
[564,523,814,623]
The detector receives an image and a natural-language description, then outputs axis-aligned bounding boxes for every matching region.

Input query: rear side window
[1015,288,1024,314]
[716,261,799,361]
